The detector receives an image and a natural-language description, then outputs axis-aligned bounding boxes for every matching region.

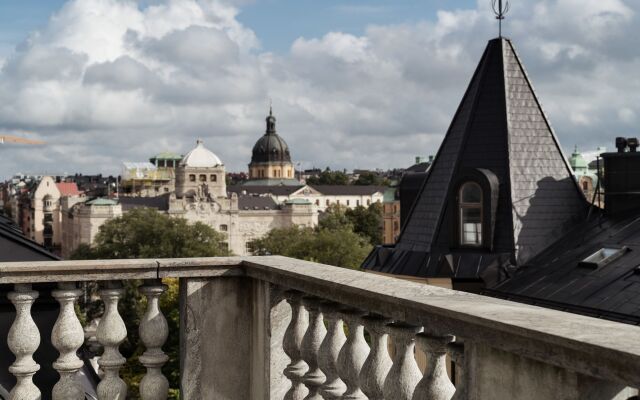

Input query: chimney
[602,137,640,217]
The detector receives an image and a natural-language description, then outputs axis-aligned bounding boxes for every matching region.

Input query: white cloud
[0,0,639,178]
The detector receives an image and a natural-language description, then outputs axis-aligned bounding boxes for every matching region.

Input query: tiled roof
[56,182,81,196]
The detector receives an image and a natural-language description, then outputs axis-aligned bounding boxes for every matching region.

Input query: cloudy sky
[0,0,638,178]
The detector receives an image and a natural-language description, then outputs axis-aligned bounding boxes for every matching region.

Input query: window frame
[458,181,484,247]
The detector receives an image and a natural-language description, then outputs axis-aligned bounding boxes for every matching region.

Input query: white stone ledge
[0,255,638,388]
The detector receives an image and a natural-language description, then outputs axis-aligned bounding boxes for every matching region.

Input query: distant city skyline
[0,0,636,178]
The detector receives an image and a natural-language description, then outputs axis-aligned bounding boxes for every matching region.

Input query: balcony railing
[0,256,638,400]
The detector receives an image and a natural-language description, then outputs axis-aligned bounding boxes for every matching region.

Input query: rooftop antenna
[492,0,510,38]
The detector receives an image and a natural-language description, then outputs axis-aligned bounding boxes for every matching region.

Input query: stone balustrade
[0,256,638,399]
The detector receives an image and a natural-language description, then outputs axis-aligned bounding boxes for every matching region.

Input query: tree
[353,172,388,186]
[251,225,372,270]
[345,203,383,245]
[306,168,350,185]
[71,208,230,399]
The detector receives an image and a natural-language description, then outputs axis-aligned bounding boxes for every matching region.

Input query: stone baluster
[360,314,393,400]
[283,291,309,400]
[51,282,85,400]
[138,280,170,400]
[318,302,346,399]
[97,282,128,400]
[412,333,455,400]
[448,343,466,400]
[301,297,327,399]
[8,283,41,400]
[337,309,369,400]
[383,323,423,400]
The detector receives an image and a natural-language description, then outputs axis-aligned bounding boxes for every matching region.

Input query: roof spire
[492,0,510,38]
[266,103,276,134]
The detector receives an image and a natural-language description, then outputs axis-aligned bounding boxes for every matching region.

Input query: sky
[0,0,638,178]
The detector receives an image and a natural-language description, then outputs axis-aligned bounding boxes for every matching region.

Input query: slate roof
[363,37,588,278]
[119,194,170,211]
[309,185,386,196]
[0,213,58,262]
[486,210,640,325]
[228,185,304,196]
[238,195,278,210]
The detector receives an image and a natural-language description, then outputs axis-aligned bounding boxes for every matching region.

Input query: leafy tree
[353,172,388,186]
[252,204,374,269]
[345,203,383,245]
[71,208,230,399]
[306,168,350,185]
[251,225,372,269]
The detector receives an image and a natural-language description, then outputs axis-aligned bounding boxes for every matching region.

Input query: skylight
[578,247,628,269]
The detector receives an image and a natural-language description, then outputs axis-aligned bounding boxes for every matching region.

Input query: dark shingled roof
[363,37,588,278]
[309,185,386,196]
[486,210,640,325]
[228,185,304,196]
[238,195,278,210]
[0,213,58,262]
[119,193,170,211]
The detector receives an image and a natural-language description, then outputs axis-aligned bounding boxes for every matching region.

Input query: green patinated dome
[569,146,588,170]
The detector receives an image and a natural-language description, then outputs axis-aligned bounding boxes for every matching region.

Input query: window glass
[199,174,207,182]
[211,175,217,182]
[459,182,483,246]
[189,174,196,182]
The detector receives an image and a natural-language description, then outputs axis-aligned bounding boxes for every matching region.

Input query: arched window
[459,182,483,246]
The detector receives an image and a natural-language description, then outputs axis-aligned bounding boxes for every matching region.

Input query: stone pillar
[448,343,465,400]
[97,282,128,400]
[138,280,170,400]
[51,282,85,400]
[180,277,288,400]
[383,323,422,400]
[360,314,393,400]
[318,302,346,400]
[412,333,455,400]
[300,297,326,399]
[282,291,309,400]
[337,309,369,400]
[8,283,41,400]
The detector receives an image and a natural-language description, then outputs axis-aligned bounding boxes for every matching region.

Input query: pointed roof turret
[363,38,588,278]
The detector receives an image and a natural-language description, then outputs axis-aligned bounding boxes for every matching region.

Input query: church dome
[569,146,588,171]
[251,109,292,164]
[180,140,223,167]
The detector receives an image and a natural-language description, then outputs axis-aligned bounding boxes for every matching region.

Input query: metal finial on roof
[492,0,510,38]
[269,98,273,116]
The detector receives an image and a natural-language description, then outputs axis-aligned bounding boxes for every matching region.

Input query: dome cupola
[251,108,292,164]
[180,139,223,168]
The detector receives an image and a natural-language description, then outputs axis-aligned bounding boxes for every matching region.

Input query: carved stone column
[97,282,128,400]
[301,297,326,399]
[448,343,465,400]
[360,315,393,400]
[8,283,41,400]
[318,302,346,400]
[337,309,369,400]
[383,322,422,400]
[51,282,85,400]
[283,291,309,400]
[138,280,170,400]
[412,333,455,400]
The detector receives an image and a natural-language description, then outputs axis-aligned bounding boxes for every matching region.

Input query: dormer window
[459,182,483,246]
